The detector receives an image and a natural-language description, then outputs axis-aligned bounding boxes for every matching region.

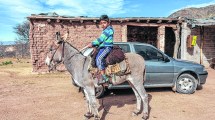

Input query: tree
[0,42,4,57]
[13,20,30,43]
[13,20,30,58]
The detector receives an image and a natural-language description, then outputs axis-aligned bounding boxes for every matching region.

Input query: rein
[48,42,65,71]
[49,41,85,65]
[66,42,85,60]
[49,41,65,64]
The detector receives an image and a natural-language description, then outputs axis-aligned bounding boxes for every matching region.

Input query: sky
[0,0,215,42]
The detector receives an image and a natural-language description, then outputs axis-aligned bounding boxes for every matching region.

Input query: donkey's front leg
[84,86,100,120]
[142,92,149,120]
[83,89,94,119]
[90,92,100,120]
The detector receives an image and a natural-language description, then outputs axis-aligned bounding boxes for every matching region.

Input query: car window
[134,45,164,61]
[115,44,131,53]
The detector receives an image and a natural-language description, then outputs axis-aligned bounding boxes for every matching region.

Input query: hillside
[168,4,215,19]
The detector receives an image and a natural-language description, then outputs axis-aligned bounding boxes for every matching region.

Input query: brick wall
[186,26,215,67]
[202,26,215,66]
[29,20,123,72]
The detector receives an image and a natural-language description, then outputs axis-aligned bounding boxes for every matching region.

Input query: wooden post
[200,26,204,64]
[180,22,190,60]
[122,23,127,42]
[157,25,165,52]
[173,24,180,58]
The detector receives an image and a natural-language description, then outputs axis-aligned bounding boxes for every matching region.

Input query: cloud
[35,0,125,17]
[0,0,42,23]
[0,0,127,23]
[0,0,127,41]
[85,0,124,16]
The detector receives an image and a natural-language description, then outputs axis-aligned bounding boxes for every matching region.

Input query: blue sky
[0,0,215,42]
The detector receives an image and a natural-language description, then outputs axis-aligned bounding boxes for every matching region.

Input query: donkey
[45,32,149,120]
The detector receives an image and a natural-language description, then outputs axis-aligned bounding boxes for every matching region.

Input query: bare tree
[0,42,4,57]
[13,20,30,58]
[13,20,30,43]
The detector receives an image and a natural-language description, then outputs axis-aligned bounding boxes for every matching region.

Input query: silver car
[80,42,208,98]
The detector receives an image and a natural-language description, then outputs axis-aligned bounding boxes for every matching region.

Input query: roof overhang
[27,13,184,24]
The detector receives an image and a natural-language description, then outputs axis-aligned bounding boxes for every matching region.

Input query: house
[27,13,214,72]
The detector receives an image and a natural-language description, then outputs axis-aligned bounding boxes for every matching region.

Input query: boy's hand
[86,43,92,48]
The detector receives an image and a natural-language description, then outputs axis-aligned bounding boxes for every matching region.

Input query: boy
[87,15,114,85]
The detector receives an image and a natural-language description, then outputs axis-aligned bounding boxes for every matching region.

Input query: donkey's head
[45,32,65,71]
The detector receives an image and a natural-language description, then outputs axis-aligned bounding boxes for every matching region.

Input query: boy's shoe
[97,75,109,85]
[97,80,107,85]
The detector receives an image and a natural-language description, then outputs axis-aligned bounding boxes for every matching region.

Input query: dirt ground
[0,58,215,120]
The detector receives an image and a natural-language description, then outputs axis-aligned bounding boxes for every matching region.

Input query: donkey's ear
[61,31,69,41]
[55,32,63,44]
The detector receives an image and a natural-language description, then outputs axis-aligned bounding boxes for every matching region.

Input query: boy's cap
[100,15,109,21]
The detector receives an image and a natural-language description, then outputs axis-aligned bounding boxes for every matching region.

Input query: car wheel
[176,74,197,94]
[95,85,105,98]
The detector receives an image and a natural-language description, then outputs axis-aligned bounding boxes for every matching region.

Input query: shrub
[1,61,13,66]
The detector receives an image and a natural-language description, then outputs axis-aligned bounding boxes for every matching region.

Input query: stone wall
[29,20,124,72]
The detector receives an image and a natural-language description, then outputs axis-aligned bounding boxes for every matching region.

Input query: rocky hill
[168,4,215,19]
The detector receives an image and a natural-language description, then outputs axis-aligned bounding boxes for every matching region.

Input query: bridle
[48,41,65,71]
[50,42,64,62]
[48,40,84,71]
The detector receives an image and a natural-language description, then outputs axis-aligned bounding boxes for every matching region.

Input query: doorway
[165,27,176,57]
[127,26,158,47]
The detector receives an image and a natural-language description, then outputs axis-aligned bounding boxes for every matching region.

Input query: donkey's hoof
[142,113,148,120]
[94,115,100,120]
[142,117,148,120]
[84,112,94,118]
[132,111,138,116]
[132,109,140,116]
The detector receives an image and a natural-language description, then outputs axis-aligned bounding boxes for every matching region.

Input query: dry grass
[0,58,32,76]
[0,58,68,77]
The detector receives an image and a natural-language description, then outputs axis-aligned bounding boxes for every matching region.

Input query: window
[116,44,131,53]
[134,45,164,61]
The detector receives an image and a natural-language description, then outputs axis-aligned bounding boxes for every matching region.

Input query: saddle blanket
[89,59,131,76]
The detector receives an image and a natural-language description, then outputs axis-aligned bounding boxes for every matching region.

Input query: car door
[133,44,174,85]
[116,43,150,83]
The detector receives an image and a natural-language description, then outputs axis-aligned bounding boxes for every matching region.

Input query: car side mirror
[164,56,170,62]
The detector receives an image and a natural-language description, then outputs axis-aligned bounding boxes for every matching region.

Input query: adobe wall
[29,20,124,72]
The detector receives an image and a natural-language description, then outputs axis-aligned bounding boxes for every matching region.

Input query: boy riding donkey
[87,15,114,85]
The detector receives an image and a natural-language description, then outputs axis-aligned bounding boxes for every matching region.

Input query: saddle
[89,46,130,76]
[91,45,125,67]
